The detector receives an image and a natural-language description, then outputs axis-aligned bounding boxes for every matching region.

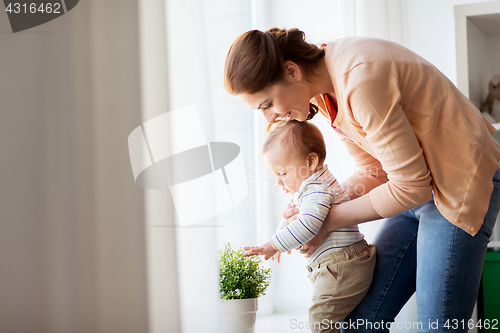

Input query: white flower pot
[220,298,258,333]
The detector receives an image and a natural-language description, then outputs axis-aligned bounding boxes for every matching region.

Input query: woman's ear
[284,61,302,82]
[306,153,319,171]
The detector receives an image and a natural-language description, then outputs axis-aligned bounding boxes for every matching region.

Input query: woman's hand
[299,195,382,257]
[298,227,329,258]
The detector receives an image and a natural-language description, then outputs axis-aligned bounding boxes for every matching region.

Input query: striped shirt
[272,165,364,263]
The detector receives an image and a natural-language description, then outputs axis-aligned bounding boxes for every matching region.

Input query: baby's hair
[262,120,326,164]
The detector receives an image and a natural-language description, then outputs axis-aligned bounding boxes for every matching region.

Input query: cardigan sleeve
[345,63,432,217]
[342,136,388,195]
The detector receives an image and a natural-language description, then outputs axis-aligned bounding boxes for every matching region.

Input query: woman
[224,28,500,332]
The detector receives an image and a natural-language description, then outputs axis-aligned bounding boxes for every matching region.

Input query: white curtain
[162,0,265,331]
[162,0,221,332]
[138,0,182,332]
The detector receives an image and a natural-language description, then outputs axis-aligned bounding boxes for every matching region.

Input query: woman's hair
[224,27,326,120]
[262,120,326,165]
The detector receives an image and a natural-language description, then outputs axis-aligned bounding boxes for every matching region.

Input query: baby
[244,120,376,333]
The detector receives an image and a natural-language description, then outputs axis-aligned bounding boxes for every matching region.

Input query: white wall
[406,0,497,85]
[467,18,491,108]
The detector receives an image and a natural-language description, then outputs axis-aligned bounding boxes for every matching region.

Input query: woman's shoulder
[323,37,372,79]
[324,37,430,87]
[326,36,409,57]
[325,37,423,70]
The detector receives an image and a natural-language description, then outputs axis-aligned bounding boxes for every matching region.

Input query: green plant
[218,243,272,300]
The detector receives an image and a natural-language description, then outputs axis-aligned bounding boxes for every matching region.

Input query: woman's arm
[324,191,381,228]
[342,179,362,200]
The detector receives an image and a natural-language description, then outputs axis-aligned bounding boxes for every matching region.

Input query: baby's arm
[298,183,350,257]
[272,186,333,253]
[269,217,290,262]
[243,203,292,262]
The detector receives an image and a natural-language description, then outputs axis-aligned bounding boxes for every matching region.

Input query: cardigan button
[454,218,460,223]
[435,200,438,206]
[471,227,476,233]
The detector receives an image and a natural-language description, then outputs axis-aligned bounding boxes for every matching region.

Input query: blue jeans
[343,167,500,333]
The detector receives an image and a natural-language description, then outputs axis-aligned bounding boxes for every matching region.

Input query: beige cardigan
[315,37,500,236]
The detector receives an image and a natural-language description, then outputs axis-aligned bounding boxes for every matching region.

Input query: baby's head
[262,120,326,194]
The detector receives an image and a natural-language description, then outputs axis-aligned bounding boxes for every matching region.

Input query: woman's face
[239,79,311,123]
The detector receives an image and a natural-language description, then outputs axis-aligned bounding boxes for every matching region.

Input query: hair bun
[225,27,325,94]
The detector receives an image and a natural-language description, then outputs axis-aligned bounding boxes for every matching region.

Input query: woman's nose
[263,110,277,124]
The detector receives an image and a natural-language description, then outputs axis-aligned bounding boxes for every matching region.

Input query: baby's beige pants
[306,240,376,333]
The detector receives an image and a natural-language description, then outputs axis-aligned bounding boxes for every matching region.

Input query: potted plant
[218,243,272,333]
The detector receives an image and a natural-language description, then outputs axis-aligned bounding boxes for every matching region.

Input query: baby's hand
[270,249,293,263]
[243,241,278,260]
[270,251,281,263]
[243,246,265,257]
[283,203,300,226]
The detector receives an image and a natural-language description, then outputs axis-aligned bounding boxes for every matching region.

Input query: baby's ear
[307,153,319,169]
